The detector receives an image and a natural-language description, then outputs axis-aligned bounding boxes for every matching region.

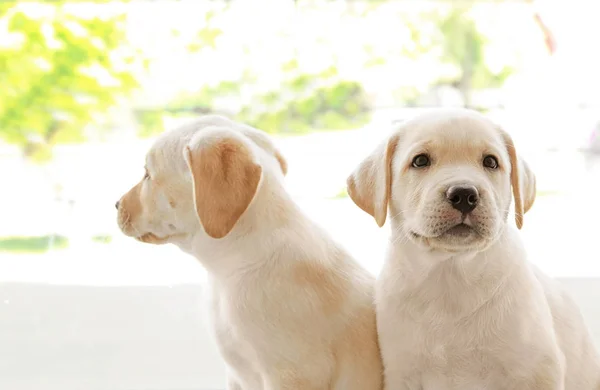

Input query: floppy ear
[184,131,262,239]
[237,125,288,176]
[346,134,399,227]
[274,150,288,176]
[499,129,536,229]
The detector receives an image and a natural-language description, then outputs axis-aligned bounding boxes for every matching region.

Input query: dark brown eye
[143,169,150,180]
[483,155,499,169]
[412,154,430,168]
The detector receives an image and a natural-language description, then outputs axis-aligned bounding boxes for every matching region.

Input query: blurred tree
[238,64,371,134]
[141,59,370,136]
[391,2,514,108]
[435,4,514,107]
[0,1,139,161]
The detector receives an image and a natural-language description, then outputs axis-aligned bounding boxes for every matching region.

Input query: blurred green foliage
[0,1,520,148]
[91,234,112,244]
[185,9,222,52]
[139,63,371,137]
[362,2,516,108]
[239,65,370,134]
[0,235,69,253]
[331,187,349,200]
[434,4,514,106]
[0,1,139,160]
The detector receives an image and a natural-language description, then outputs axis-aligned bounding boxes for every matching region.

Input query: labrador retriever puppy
[116,115,383,390]
[347,108,600,389]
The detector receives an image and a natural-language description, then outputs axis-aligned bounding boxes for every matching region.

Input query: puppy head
[347,109,536,253]
[116,116,287,244]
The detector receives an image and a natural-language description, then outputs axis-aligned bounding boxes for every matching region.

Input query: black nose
[446,185,479,214]
[115,200,120,210]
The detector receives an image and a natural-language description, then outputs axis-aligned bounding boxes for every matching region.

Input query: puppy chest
[414,337,513,389]
[385,317,506,379]
[208,292,263,372]
[213,320,255,361]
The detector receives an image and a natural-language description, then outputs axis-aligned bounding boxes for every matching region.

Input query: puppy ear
[346,134,399,227]
[274,150,288,176]
[499,129,536,229]
[184,130,262,239]
[518,157,536,215]
[237,125,288,176]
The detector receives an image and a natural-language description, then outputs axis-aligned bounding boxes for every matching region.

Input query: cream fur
[116,115,383,389]
[347,108,600,390]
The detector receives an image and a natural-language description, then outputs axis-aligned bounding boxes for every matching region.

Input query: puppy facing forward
[116,115,383,389]
[347,108,600,390]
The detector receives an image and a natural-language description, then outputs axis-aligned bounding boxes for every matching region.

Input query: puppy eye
[411,154,430,168]
[143,170,150,180]
[483,155,499,169]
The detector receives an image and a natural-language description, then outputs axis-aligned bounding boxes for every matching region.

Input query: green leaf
[0,2,140,160]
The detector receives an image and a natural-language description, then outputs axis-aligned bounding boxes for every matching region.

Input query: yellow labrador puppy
[347,108,600,389]
[116,115,382,390]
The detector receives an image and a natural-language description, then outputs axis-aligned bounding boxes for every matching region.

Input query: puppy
[116,115,383,389]
[347,108,600,389]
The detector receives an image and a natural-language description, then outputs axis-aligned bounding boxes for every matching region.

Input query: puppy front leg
[509,356,565,390]
[265,378,329,390]
[264,357,335,389]
[383,371,422,390]
[384,381,419,390]
[264,371,333,390]
[226,376,243,390]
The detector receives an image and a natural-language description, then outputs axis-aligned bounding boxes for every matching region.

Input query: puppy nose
[446,185,479,214]
[115,200,120,210]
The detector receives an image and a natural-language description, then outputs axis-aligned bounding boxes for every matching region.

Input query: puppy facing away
[347,108,600,389]
[116,115,383,389]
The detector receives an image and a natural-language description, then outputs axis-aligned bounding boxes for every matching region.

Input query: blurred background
[0,1,599,389]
